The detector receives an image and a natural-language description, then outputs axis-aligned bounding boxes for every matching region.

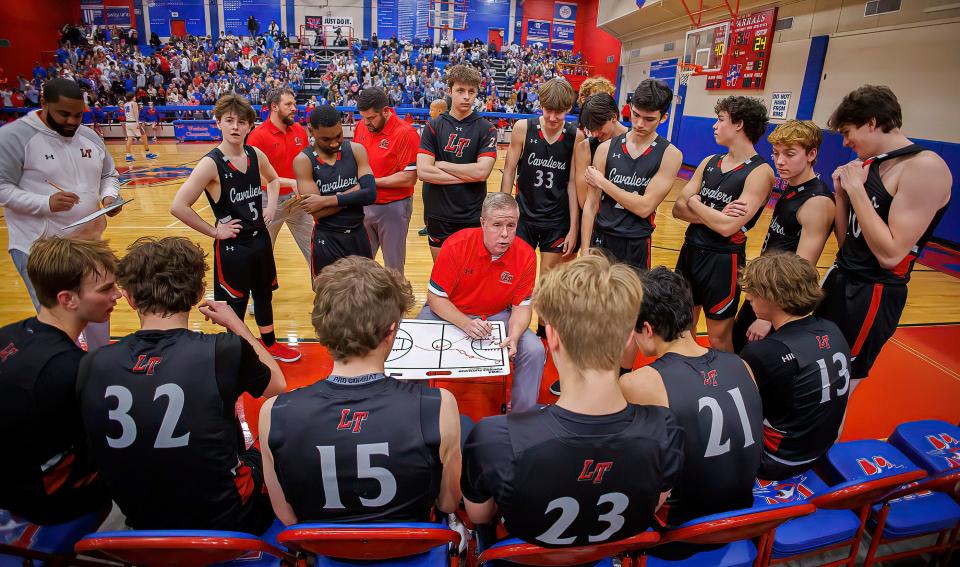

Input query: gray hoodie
[0,110,120,253]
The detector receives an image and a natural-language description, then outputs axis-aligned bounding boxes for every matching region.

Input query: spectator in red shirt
[418,193,545,412]
[354,88,420,274]
[246,87,312,266]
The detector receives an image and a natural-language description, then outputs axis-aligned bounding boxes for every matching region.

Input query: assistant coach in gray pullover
[0,78,121,350]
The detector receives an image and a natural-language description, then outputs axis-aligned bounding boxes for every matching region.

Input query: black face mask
[44,109,79,137]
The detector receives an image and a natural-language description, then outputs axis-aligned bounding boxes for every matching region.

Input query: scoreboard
[705,7,778,90]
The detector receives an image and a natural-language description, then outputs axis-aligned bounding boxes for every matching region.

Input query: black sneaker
[418,226,428,236]
[549,380,561,396]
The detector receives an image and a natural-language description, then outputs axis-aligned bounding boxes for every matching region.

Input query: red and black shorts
[592,231,650,271]
[425,217,480,248]
[517,217,578,255]
[815,267,907,380]
[675,243,744,321]
[213,230,278,303]
[311,226,373,278]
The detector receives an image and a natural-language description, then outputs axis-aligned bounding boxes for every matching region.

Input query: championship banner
[526,19,551,46]
[551,22,575,44]
[174,120,222,142]
[553,1,576,22]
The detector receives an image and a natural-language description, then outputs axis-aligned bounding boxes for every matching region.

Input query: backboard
[682,20,731,74]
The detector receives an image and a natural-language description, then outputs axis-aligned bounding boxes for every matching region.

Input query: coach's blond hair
[534,255,643,371]
[741,252,823,316]
[28,237,118,308]
[311,256,415,360]
[539,78,576,111]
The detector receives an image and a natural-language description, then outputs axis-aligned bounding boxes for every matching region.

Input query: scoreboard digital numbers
[705,7,778,90]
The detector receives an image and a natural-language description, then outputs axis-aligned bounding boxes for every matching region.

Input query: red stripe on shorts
[851,283,884,356]
[708,253,739,314]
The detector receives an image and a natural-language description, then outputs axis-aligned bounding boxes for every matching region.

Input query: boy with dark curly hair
[672,96,776,351]
[77,236,285,534]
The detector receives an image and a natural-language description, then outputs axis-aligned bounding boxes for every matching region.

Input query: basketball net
[679,63,703,87]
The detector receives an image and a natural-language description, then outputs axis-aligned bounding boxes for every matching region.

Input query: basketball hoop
[679,63,703,86]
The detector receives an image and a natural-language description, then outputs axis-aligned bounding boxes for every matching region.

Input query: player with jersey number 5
[170,94,302,363]
[815,85,951,394]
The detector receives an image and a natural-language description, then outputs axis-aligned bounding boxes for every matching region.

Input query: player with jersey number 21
[170,94,302,363]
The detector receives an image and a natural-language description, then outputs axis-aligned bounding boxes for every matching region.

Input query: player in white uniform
[122,93,157,162]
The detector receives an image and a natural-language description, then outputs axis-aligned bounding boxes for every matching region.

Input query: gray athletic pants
[417,303,545,413]
[364,197,413,274]
[264,192,313,266]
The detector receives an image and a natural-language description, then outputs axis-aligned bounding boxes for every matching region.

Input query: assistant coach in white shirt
[0,78,122,350]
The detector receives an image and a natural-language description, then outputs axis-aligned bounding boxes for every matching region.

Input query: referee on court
[246,87,312,265]
[354,87,420,274]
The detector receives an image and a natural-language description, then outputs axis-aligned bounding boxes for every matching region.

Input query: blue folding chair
[889,419,960,477]
[643,501,815,567]
[277,522,460,566]
[754,467,925,567]
[477,529,659,566]
[75,520,295,567]
[0,508,109,567]
[825,439,960,567]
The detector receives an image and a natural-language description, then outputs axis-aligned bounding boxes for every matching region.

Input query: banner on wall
[554,1,577,22]
[770,92,791,120]
[174,121,222,142]
[526,19,551,45]
[323,17,354,28]
[106,6,131,26]
[551,22,574,44]
[148,0,206,37]
[305,16,323,30]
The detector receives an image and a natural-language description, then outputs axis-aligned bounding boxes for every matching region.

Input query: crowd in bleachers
[0,22,590,123]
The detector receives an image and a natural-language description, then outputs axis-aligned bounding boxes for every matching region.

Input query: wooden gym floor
[1,140,957,438]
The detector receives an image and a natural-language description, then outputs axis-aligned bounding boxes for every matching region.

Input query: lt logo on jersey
[132,354,162,375]
[444,134,471,157]
[0,342,18,362]
[816,335,831,350]
[337,409,369,433]
[578,460,614,484]
[80,148,92,158]
[701,369,718,386]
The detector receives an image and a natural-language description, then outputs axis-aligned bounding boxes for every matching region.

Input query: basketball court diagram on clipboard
[385,319,509,379]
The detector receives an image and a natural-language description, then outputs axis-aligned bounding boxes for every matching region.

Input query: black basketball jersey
[268,374,442,523]
[420,111,497,223]
[589,136,602,161]
[595,133,671,239]
[0,318,83,509]
[303,141,363,232]
[763,177,834,254]
[78,329,263,530]
[741,317,851,468]
[516,118,576,224]
[836,144,947,284]
[685,154,769,252]
[464,404,684,548]
[204,146,266,235]
[650,350,763,526]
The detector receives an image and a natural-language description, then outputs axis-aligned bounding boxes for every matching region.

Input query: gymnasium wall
[0,0,81,80]
[294,0,368,40]
[607,0,960,244]
[577,0,622,84]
